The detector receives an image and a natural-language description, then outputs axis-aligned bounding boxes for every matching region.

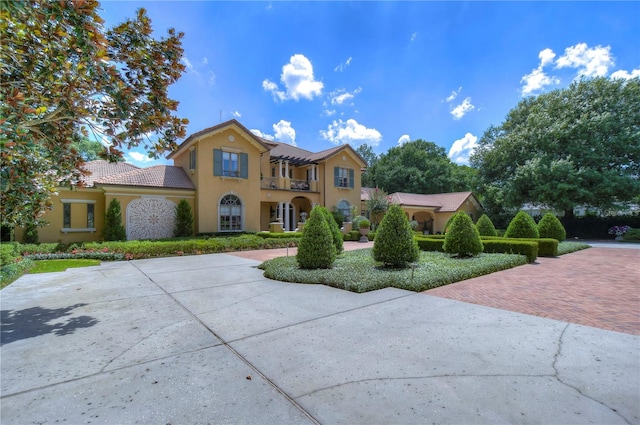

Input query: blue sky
[99,1,640,167]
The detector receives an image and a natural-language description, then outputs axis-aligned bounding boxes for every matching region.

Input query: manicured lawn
[28,259,101,274]
[259,249,530,293]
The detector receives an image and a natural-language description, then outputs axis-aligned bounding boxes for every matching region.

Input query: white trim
[61,228,96,234]
[103,192,195,199]
[60,199,97,204]
[141,195,167,200]
[222,146,242,153]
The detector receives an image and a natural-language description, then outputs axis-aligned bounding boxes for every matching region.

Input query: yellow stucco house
[361,188,483,234]
[17,119,366,243]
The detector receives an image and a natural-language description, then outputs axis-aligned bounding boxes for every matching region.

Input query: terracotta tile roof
[95,165,195,190]
[363,191,480,212]
[80,160,139,187]
[269,143,315,162]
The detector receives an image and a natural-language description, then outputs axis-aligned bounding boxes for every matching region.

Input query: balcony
[290,179,310,191]
[260,177,312,191]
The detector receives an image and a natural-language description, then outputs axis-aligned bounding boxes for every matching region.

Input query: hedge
[256,231,302,239]
[415,237,445,252]
[480,236,558,257]
[482,240,538,263]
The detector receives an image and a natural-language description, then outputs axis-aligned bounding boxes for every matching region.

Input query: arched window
[219,195,242,231]
[337,200,351,221]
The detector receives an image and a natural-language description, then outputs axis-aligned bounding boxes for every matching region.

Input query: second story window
[189,149,196,170]
[214,149,248,179]
[334,167,354,188]
[222,151,239,177]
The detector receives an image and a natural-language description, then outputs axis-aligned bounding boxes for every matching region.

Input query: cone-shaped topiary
[319,206,344,255]
[373,204,419,268]
[475,214,498,237]
[297,206,336,269]
[504,211,539,239]
[174,199,194,237]
[444,212,484,257]
[537,212,566,242]
[103,199,126,241]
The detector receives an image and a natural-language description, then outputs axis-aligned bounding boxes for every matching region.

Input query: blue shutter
[334,167,340,187]
[240,153,248,179]
[213,149,222,176]
[349,169,354,188]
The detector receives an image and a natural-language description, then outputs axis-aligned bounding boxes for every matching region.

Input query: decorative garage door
[126,198,176,240]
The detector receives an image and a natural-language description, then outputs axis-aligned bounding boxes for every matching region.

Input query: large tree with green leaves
[370,139,457,194]
[356,143,378,188]
[471,77,640,218]
[70,137,124,162]
[1,0,189,227]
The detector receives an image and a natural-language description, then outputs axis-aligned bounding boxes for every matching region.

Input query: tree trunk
[564,208,575,220]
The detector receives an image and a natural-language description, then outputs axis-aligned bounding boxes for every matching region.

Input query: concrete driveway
[1,245,638,424]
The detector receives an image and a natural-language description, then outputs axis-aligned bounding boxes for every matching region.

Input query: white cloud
[207,71,216,86]
[273,120,296,146]
[263,54,324,101]
[231,111,242,118]
[323,109,337,117]
[410,32,418,42]
[181,56,194,71]
[448,132,478,165]
[127,151,154,164]
[250,129,274,141]
[555,43,613,78]
[397,134,411,146]
[334,57,353,72]
[520,67,560,96]
[445,87,462,103]
[610,68,640,80]
[202,57,208,65]
[538,48,556,67]
[329,87,362,105]
[450,97,475,120]
[250,120,297,146]
[320,119,382,147]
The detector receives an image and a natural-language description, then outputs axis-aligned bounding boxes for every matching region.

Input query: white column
[285,161,289,178]
[284,202,290,231]
[278,160,283,177]
[278,202,283,222]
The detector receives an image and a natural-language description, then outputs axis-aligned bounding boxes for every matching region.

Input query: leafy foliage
[103,199,126,241]
[537,212,566,242]
[1,1,188,227]
[443,212,483,257]
[321,206,344,255]
[174,199,194,237]
[475,214,498,237]
[297,206,336,269]
[70,137,124,162]
[373,203,419,268]
[482,240,538,263]
[504,211,540,239]
[471,77,640,218]
[23,222,38,244]
[356,143,378,188]
[622,228,640,242]
[365,187,390,229]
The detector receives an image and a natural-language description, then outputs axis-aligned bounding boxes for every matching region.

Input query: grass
[557,241,591,255]
[28,259,101,274]
[259,249,530,293]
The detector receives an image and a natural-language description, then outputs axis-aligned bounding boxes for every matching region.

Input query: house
[361,188,483,234]
[15,119,366,243]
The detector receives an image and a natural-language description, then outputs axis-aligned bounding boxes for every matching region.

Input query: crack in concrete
[552,323,633,425]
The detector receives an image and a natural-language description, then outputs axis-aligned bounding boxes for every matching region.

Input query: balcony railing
[290,179,310,191]
[261,177,279,189]
[260,177,311,191]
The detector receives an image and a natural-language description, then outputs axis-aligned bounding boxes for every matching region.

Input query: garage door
[126,198,176,240]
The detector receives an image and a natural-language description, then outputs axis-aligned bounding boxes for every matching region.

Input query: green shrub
[256,232,303,239]
[343,230,361,241]
[443,212,483,257]
[297,206,336,269]
[475,214,498,237]
[103,199,126,241]
[319,206,344,255]
[329,207,345,229]
[358,218,370,229]
[18,243,61,254]
[504,211,539,239]
[482,240,538,263]
[622,228,640,242]
[512,238,558,257]
[352,215,367,229]
[1,243,19,267]
[1,257,34,288]
[23,223,39,244]
[174,199,194,237]
[373,204,419,268]
[537,213,566,242]
[415,237,445,252]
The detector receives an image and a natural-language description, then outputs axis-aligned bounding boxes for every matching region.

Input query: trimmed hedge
[482,240,538,263]
[256,232,302,239]
[480,236,558,257]
[415,237,445,252]
[343,230,361,241]
[1,243,19,267]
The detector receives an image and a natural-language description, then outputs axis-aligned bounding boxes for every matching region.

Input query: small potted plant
[358,218,370,242]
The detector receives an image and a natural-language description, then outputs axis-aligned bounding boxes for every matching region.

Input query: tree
[174,199,194,237]
[103,199,126,241]
[366,187,390,230]
[70,137,124,162]
[504,211,539,239]
[297,206,336,269]
[356,143,378,188]
[443,212,483,257]
[369,140,457,194]
[475,214,498,237]
[1,1,189,228]
[320,206,344,255]
[537,212,566,242]
[450,164,478,192]
[373,203,419,268]
[471,77,640,219]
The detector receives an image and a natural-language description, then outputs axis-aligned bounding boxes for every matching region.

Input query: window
[334,167,354,188]
[87,204,95,228]
[219,195,242,231]
[214,149,248,178]
[189,149,196,170]
[63,203,71,228]
[337,200,351,221]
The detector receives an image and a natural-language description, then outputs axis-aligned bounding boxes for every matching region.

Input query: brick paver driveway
[426,247,640,335]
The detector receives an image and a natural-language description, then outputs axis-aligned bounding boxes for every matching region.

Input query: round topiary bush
[537,212,566,242]
[319,206,344,255]
[504,211,540,239]
[475,214,498,237]
[297,207,336,269]
[443,212,484,257]
[373,204,419,268]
